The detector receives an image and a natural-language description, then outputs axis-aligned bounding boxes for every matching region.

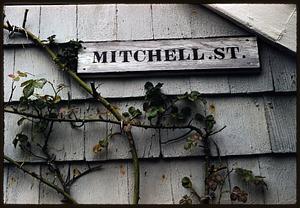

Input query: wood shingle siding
[3,155,296,204]
[264,95,296,153]
[40,5,77,43]
[77,5,117,41]
[7,94,296,162]
[3,4,296,204]
[5,164,40,204]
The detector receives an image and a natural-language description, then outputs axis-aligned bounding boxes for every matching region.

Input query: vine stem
[4,155,78,204]
[3,23,140,204]
[4,108,204,133]
[124,128,140,204]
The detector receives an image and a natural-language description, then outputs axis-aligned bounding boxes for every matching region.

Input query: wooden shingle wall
[3,4,296,204]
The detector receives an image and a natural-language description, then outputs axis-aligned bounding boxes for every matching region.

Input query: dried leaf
[92,143,102,153]
[73,168,81,177]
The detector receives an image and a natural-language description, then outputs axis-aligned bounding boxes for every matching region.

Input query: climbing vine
[3,9,267,204]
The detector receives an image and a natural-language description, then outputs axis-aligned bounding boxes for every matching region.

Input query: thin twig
[22,9,29,28]
[65,164,102,187]
[218,168,234,204]
[124,128,140,204]
[4,107,203,133]
[161,129,193,144]
[208,126,227,136]
[4,81,16,107]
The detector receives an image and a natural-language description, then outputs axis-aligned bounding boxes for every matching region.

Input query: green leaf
[128,106,136,115]
[23,84,35,98]
[146,107,159,120]
[17,71,28,77]
[144,82,154,90]
[142,102,150,111]
[170,105,178,113]
[155,82,163,89]
[128,106,142,118]
[47,35,56,43]
[21,79,33,87]
[177,92,189,100]
[122,112,130,117]
[33,79,47,89]
[17,117,27,126]
[205,115,216,131]
[184,142,192,150]
[188,91,201,102]
[53,95,61,104]
[13,76,20,81]
[195,113,205,122]
[181,107,191,117]
[12,138,18,148]
[17,134,28,143]
[181,177,192,188]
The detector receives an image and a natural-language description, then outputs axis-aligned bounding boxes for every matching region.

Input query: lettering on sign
[77,37,260,76]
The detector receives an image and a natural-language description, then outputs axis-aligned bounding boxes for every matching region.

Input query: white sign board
[77,37,260,76]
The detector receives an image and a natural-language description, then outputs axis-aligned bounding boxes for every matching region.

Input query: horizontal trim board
[78,36,260,76]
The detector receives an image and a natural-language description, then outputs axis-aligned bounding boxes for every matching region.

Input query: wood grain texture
[228,41,273,93]
[227,156,264,204]
[128,160,173,204]
[189,75,230,94]
[3,49,15,102]
[190,5,249,37]
[5,164,40,204]
[258,155,296,204]
[4,5,41,45]
[39,163,69,204]
[40,5,77,43]
[267,43,296,92]
[152,4,192,39]
[78,37,260,74]
[116,4,153,40]
[205,4,296,52]
[279,9,296,52]
[208,97,271,156]
[69,161,129,204]
[77,4,117,41]
[264,95,296,153]
[12,47,70,101]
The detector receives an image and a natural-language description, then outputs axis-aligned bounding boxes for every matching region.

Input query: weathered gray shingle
[5,164,40,204]
[268,45,296,92]
[69,161,129,204]
[264,95,296,153]
[40,5,77,42]
[116,4,153,40]
[77,4,117,41]
[191,5,249,37]
[258,155,296,204]
[152,4,192,39]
